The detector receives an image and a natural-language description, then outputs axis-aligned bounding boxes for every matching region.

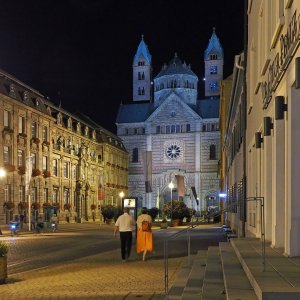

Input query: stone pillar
[272,117,285,248]
[285,87,300,256]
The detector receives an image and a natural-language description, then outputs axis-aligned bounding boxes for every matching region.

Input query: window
[3,146,10,164]
[171,111,176,117]
[63,162,69,178]
[53,187,59,203]
[209,145,216,160]
[166,125,170,134]
[18,116,25,134]
[44,188,48,203]
[210,65,218,74]
[53,159,58,176]
[171,125,176,133]
[202,124,206,131]
[42,126,48,142]
[132,148,138,163]
[42,156,47,172]
[210,81,218,92]
[32,153,37,169]
[18,149,24,167]
[176,125,180,133]
[138,61,145,66]
[72,165,77,180]
[156,126,160,134]
[64,188,69,204]
[4,184,11,202]
[210,54,218,60]
[31,187,37,202]
[4,110,10,127]
[186,124,191,132]
[19,185,25,202]
[31,121,38,138]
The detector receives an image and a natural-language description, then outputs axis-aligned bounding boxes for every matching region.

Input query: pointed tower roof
[204,28,224,60]
[155,53,197,78]
[133,35,152,65]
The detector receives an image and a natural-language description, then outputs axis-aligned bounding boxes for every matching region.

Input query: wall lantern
[263,117,273,136]
[255,132,263,149]
[296,57,300,89]
[275,96,287,120]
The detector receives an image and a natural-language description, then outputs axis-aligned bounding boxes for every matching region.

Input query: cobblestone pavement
[0,224,184,300]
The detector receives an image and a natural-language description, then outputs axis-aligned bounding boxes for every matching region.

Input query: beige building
[0,70,128,225]
[221,0,300,257]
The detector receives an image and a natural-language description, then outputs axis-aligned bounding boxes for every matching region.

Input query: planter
[160,222,168,229]
[171,219,183,227]
[106,218,113,225]
[0,256,7,284]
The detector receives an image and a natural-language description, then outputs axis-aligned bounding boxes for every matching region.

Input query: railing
[164,224,196,299]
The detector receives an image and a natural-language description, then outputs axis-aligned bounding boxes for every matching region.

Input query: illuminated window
[210,65,218,74]
[18,116,25,134]
[53,159,58,176]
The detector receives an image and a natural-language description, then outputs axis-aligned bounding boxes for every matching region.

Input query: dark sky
[0,0,244,133]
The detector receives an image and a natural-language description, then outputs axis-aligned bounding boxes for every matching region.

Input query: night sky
[0,0,244,133]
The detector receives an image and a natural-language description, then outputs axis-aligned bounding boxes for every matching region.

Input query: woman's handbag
[142,220,151,232]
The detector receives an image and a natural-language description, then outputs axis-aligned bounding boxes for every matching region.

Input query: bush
[163,200,190,220]
[0,241,8,256]
[101,205,115,220]
[148,207,159,220]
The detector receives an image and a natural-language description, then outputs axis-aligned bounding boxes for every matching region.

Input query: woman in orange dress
[136,207,153,261]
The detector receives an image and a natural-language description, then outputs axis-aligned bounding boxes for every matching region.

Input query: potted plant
[64,203,71,211]
[32,202,41,210]
[101,205,115,224]
[3,202,14,210]
[148,207,159,220]
[18,166,26,175]
[90,204,97,210]
[0,241,8,284]
[160,216,168,229]
[43,170,51,178]
[18,201,28,210]
[163,200,190,227]
[32,168,41,177]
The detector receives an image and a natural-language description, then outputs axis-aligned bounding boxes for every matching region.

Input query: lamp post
[119,191,124,207]
[168,182,174,221]
[0,168,7,235]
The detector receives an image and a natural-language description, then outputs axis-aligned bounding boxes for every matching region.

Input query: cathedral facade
[116,30,223,212]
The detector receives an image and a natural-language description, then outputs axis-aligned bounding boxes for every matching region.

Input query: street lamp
[0,167,7,235]
[119,191,124,206]
[168,182,174,220]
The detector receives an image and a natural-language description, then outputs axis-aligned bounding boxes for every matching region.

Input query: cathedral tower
[132,35,152,102]
[204,28,224,98]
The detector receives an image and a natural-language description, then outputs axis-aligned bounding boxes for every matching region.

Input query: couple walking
[113,207,153,262]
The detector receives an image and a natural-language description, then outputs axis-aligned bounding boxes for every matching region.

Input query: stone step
[219,242,257,300]
[201,246,226,300]
[168,256,194,299]
[181,250,207,299]
[231,238,300,300]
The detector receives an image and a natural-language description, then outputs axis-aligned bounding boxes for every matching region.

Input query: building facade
[221,0,300,256]
[116,31,223,212]
[0,70,128,225]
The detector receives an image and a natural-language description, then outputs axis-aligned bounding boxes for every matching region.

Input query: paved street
[0,223,226,299]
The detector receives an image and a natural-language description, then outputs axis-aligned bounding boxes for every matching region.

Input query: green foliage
[148,207,159,220]
[0,241,8,256]
[101,205,115,219]
[163,200,191,220]
[113,206,123,221]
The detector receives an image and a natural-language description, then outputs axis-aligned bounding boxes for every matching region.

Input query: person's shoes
[122,259,126,263]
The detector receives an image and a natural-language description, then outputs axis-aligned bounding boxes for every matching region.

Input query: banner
[191,186,199,206]
[175,175,185,197]
[25,156,33,195]
[98,173,104,200]
[142,151,152,193]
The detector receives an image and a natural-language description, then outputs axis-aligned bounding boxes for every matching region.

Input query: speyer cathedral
[116,29,223,213]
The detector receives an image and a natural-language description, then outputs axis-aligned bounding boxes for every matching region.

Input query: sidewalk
[0,223,184,300]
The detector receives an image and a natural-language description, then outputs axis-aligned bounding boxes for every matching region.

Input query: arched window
[138,87,141,95]
[209,145,216,160]
[138,72,141,80]
[186,124,191,132]
[132,148,139,163]
[141,72,145,80]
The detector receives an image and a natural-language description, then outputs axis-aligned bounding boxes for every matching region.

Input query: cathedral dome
[155,53,197,78]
